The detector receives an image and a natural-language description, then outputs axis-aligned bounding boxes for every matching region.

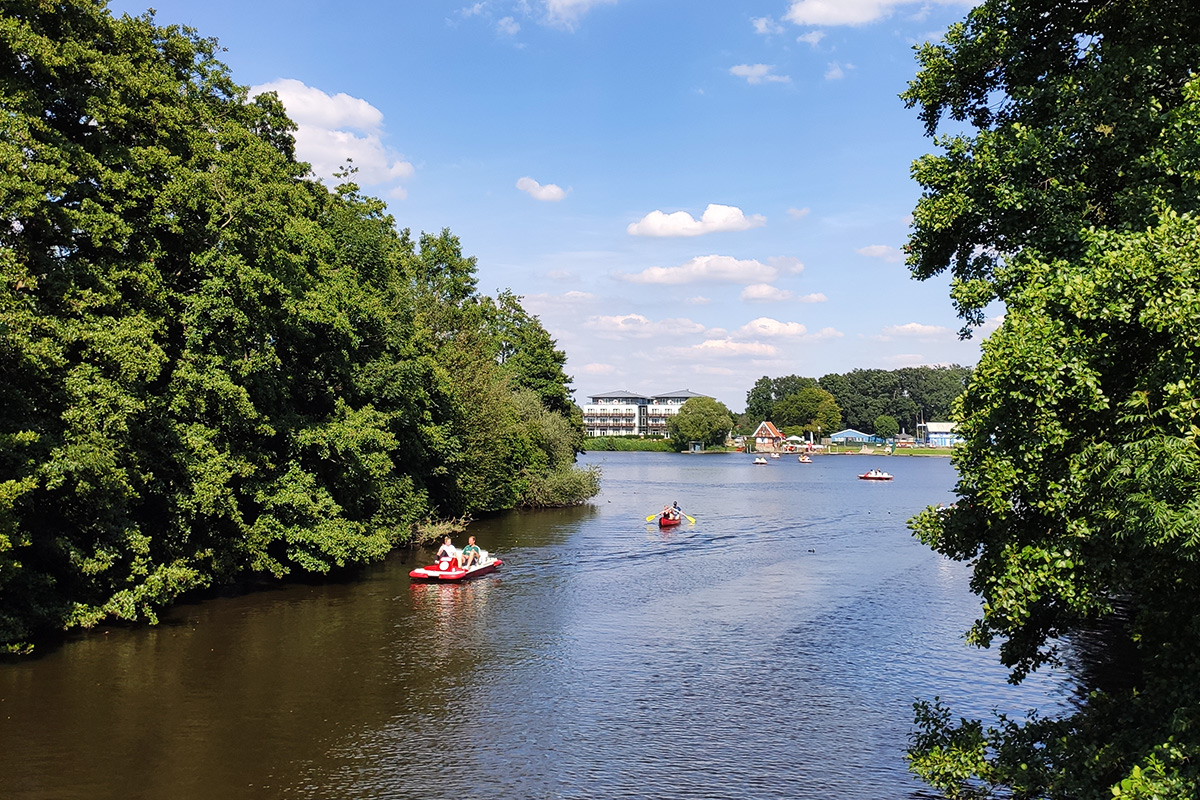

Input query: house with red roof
[751,421,784,452]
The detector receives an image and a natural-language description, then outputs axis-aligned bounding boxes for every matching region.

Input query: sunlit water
[0,453,1068,799]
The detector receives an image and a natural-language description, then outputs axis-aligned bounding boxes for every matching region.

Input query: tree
[902,0,1200,795]
[0,1,597,651]
[873,415,899,440]
[745,376,774,422]
[774,387,841,437]
[902,0,1200,329]
[667,398,733,451]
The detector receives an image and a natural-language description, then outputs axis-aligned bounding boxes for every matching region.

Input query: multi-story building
[582,389,709,437]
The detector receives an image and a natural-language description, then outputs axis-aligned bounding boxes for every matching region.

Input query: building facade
[582,389,710,437]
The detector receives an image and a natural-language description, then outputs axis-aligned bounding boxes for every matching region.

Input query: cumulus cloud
[685,296,712,305]
[857,244,905,262]
[878,322,954,340]
[545,0,617,29]
[787,206,811,220]
[497,16,520,34]
[752,16,785,34]
[807,326,844,340]
[585,314,707,338]
[616,254,777,285]
[516,176,568,201]
[785,0,970,26]
[250,78,413,195]
[798,292,828,303]
[692,339,779,357]
[730,64,792,85]
[797,30,825,45]
[627,204,766,237]
[741,284,795,302]
[738,317,809,337]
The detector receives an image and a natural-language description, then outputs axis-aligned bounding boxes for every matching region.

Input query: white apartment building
[582,389,710,437]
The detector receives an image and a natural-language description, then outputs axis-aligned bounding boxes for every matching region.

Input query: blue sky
[108,0,994,411]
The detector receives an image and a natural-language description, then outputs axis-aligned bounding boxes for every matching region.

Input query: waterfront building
[582,389,709,437]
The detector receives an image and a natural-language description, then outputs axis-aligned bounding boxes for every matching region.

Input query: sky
[107,0,997,412]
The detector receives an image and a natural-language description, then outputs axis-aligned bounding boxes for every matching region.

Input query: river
[0,452,1067,799]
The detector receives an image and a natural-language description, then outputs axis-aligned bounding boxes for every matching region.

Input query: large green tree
[902,1,1200,796]
[773,387,841,437]
[667,397,733,451]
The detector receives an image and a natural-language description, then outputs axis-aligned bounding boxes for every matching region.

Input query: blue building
[829,428,876,444]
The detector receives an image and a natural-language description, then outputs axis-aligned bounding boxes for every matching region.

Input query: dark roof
[652,389,709,399]
[588,390,648,400]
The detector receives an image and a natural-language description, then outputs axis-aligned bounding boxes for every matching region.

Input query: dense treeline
[743,365,971,436]
[0,1,597,651]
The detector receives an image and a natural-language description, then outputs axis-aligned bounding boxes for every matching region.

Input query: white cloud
[741,284,795,302]
[798,292,828,303]
[767,255,805,274]
[797,30,825,45]
[582,362,616,375]
[616,254,777,285]
[785,0,971,26]
[858,244,905,262]
[497,16,520,34]
[692,339,779,357]
[787,206,811,220]
[685,296,712,305]
[738,317,808,337]
[752,16,785,34]
[807,326,844,340]
[545,0,617,29]
[825,61,854,80]
[460,3,486,17]
[585,314,707,338]
[730,64,791,85]
[516,176,568,201]
[627,204,766,237]
[250,79,413,194]
[878,322,954,340]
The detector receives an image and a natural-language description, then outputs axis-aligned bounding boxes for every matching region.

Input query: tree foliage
[667,397,734,451]
[0,0,596,651]
[902,0,1200,795]
[773,387,841,436]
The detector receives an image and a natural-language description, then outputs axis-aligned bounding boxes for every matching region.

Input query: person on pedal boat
[460,536,482,569]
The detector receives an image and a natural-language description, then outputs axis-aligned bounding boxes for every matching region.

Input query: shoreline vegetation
[0,3,598,653]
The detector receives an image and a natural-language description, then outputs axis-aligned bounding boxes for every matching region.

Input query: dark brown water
[0,453,1066,799]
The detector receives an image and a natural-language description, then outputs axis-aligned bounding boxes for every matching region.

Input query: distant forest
[743,365,972,436]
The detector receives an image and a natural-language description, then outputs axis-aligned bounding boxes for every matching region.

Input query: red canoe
[658,515,682,528]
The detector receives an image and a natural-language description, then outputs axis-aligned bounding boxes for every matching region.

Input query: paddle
[646,511,696,523]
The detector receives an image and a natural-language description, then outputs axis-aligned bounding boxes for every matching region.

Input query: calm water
[0,453,1066,799]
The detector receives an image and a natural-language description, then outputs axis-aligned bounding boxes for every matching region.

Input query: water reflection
[0,453,1068,799]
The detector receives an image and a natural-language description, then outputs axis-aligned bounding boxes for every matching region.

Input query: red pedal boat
[410,548,503,581]
[858,469,894,481]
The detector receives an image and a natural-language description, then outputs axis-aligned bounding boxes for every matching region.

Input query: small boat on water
[753,457,768,465]
[858,469,894,481]
[798,455,812,463]
[658,514,682,528]
[410,548,503,581]
[770,453,781,459]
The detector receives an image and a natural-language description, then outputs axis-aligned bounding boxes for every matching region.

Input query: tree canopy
[902,1,1200,796]
[667,397,734,451]
[0,0,597,652]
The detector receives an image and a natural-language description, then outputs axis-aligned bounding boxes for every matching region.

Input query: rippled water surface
[0,453,1066,799]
